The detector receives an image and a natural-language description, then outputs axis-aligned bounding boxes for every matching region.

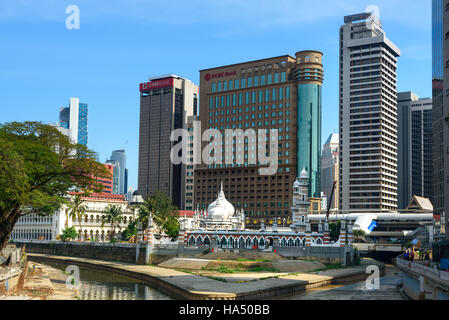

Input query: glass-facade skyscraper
[77,103,88,146]
[109,149,127,194]
[58,97,88,146]
[397,92,433,209]
[296,51,323,198]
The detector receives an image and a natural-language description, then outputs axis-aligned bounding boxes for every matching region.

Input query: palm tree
[137,197,157,231]
[138,191,179,239]
[67,194,87,240]
[101,205,123,241]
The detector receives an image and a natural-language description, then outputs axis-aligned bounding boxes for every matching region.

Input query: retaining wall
[12,240,208,265]
[274,246,353,265]
[396,257,449,300]
[0,247,28,295]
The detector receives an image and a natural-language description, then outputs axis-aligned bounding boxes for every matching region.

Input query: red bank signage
[204,71,237,81]
[139,78,174,92]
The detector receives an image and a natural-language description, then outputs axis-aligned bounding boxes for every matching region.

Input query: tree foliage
[138,191,180,239]
[329,221,342,242]
[67,194,88,239]
[101,205,123,240]
[61,227,78,242]
[353,229,366,237]
[122,220,138,241]
[0,121,110,250]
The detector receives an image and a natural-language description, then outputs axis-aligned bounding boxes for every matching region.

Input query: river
[44,261,172,300]
[278,263,407,300]
[42,261,406,300]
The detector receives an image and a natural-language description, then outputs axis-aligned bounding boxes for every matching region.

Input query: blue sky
[0,0,431,191]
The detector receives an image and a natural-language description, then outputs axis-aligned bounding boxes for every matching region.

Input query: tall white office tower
[339,13,400,211]
[58,97,88,146]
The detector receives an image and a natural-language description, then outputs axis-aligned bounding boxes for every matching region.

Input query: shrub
[61,227,78,242]
[353,230,366,237]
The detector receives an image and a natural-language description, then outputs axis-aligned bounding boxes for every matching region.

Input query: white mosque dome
[300,168,308,179]
[293,179,301,188]
[207,183,235,221]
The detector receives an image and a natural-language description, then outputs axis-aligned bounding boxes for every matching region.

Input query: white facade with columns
[10,192,138,242]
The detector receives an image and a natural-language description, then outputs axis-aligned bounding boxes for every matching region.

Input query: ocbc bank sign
[204,71,237,81]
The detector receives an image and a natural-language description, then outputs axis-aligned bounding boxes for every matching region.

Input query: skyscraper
[432,0,448,238]
[397,92,433,209]
[194,51,324,229]
[296,51,323,198]
[109,150,126,195]
[321,133,339,210]
[339,13,400,211]
[124,168,128,194]
[105,159,121,194]
[58,97,88,146]
[440,0,449,238]
[138,75,198,209]
[184,115,198,211]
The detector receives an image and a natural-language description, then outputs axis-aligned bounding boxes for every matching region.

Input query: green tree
[329,221,342,242]
[353,229,366,238]
[101,205,123,241]
[67,194,88,240]
[122,220,138,241]
[61,227,78,242]
[0,121,110,250]
[138,191,180,239]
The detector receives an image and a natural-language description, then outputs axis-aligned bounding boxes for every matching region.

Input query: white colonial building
[10,192,139,242]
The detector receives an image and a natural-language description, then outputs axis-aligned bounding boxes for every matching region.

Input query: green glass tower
[295,51,323,197]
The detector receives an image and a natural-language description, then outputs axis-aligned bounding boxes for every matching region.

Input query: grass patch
[217,264,235,273]
[236,258,272,262]
[247,266,279,273]
[205,264,280,274]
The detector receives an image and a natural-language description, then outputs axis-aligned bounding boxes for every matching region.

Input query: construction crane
[326,180,337,222]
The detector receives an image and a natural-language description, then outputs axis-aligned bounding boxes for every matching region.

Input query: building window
[281,71,286,82]
[211,83,216,92]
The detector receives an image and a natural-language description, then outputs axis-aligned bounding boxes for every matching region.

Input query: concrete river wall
[12,240,208,265]
[396,257,449,300]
